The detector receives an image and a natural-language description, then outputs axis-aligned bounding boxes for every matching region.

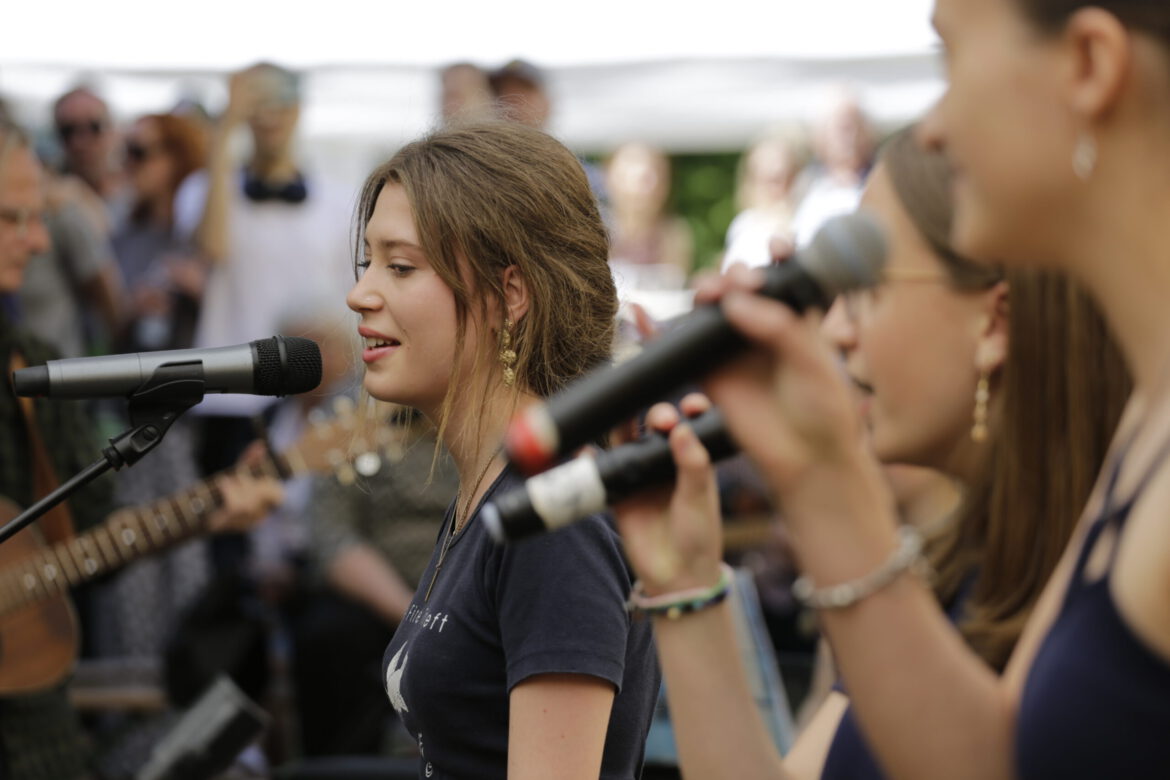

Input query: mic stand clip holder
[0,362,207,545]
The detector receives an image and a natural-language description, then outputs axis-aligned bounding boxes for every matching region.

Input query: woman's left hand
[612,393,725,596]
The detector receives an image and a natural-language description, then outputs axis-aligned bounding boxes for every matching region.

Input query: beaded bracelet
[791,525,927,611]
[627,563,735,620]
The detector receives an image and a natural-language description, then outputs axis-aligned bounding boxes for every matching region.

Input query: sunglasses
[56,119,105,142]
[124,141,160,165]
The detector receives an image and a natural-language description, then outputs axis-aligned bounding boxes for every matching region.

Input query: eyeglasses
[0,206,46,238]
[840,268,951,322]
[124,141,160,165]
[56,119,105,142]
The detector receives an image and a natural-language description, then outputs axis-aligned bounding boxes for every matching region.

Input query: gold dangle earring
[498,318,517,387]
[971,370,990,443]
[1072,131,1097,182]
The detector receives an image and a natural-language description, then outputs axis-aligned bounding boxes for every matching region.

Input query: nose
[820,295,859,355]
[24,214,50,256]
[346,272,380,314]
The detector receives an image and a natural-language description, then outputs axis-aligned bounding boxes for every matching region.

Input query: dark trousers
[288,588,396,757]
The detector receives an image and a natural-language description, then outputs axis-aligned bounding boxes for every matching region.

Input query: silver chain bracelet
[792,525,928,610]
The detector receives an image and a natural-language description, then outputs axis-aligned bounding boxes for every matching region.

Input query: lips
[358,327,402,364]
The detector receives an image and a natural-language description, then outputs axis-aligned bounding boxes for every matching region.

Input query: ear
[974,280,1010,376]
[1061,8,1133,121]
[500,264,530,325]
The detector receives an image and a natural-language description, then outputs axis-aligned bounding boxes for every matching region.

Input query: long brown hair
[130,113,207,225]
[353,121,617,452]
[883,127,1131,670]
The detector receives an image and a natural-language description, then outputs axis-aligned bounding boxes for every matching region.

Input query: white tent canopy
[2,0,943,166]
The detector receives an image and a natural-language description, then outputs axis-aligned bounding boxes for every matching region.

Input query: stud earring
[499,318,517,387]
[1072,132,1097,182]
[971,370,990,443]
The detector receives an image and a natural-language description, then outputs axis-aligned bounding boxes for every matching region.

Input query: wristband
[627,563,735,620]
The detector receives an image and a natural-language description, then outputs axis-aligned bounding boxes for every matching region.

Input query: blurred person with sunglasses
[10,85,129,359]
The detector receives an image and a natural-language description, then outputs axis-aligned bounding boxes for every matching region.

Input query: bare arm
[195,73,255,264]
[326,543,415,625]
[507,674,615,780]
[653,602,789,780]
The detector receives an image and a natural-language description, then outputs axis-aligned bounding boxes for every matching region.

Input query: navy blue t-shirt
[382,468,660,779]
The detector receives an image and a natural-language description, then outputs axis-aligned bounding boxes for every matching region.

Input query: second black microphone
[483,408,736,543]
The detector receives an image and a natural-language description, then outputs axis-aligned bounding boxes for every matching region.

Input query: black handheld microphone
[484,408,736,542]
[12,336,322,399]
[505,212,886,475]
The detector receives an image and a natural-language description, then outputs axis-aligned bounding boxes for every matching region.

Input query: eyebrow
[363,238,424,253]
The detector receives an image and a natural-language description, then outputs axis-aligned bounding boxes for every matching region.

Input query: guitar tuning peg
[355,452,382,477]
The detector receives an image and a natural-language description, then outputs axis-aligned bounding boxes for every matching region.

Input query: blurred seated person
[605,141,694,293]
[789,85,876,248]
[250,300,358,594]
[289,406,459,757]
[721,131,805,271]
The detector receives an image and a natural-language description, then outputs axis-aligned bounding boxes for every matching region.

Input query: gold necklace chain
[423,448,500,602]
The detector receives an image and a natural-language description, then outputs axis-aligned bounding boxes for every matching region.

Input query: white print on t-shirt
[385,645,410,714]
[402,604,450,632]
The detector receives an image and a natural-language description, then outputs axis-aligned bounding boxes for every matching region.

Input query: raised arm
[194,71,256,264]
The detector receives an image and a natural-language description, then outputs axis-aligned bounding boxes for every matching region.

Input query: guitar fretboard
[0,456,288,616]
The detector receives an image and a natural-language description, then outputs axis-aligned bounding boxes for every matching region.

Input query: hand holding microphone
[484,403,734,542]
[505,212,886,475]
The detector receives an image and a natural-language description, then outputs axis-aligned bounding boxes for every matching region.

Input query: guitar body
[0,500,79,695]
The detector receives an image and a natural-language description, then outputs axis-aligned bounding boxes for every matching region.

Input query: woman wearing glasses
[615,124,1130,778]
[624,0,1170,773]
[112,113,209,353]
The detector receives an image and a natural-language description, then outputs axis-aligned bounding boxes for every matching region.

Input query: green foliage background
[668,151,742,274]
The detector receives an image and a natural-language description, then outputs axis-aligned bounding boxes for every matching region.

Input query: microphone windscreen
[253,336,322,395]
[799,212,886,297]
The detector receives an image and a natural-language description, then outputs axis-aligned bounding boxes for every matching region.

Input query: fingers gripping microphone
[505,212,886,474]
[11,336,322,399]
[484,409,735,542]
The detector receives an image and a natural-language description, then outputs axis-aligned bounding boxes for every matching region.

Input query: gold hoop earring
[1072,132,1097,182]
[499,318,517,387]
[971,370,990,443]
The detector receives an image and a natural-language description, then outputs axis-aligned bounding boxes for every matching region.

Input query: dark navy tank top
[1016,436,1170,777]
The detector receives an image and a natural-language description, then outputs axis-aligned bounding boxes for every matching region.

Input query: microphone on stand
[12,336,322,399]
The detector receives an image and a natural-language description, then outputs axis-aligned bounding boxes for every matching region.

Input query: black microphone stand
[0,363,207,544]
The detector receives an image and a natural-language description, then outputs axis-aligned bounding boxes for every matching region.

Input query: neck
[1060,161,1170,395]
[436,384,539,504]
[146,193,173,227]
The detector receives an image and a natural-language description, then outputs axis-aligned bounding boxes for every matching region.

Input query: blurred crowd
[0,56,880,778]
